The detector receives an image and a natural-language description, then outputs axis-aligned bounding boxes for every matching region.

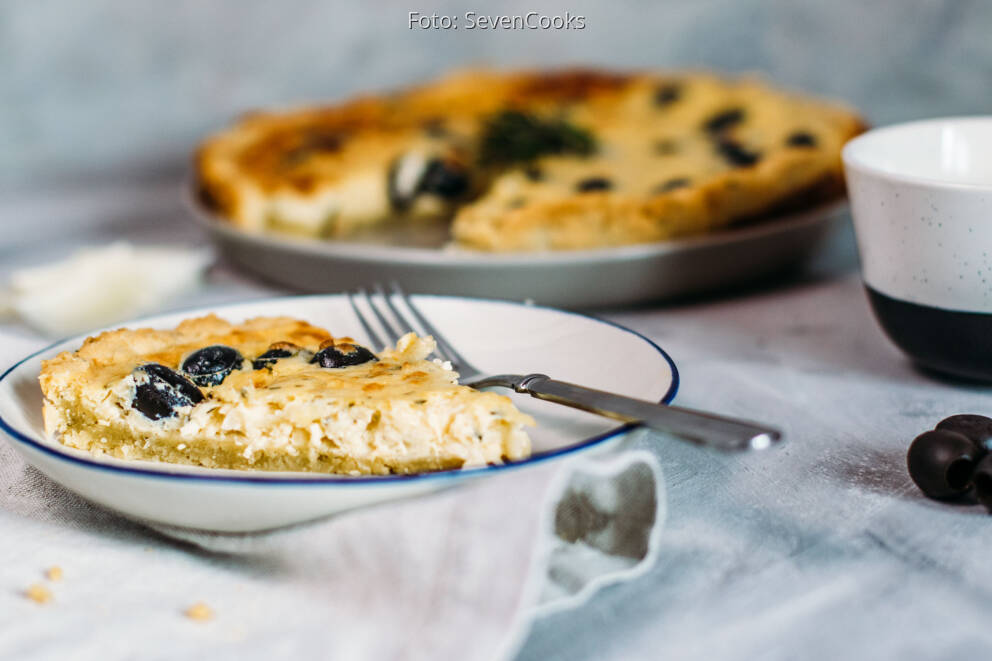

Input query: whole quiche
[195,69,865,251]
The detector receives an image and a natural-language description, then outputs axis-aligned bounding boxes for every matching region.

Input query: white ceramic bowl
[843,117,992,380]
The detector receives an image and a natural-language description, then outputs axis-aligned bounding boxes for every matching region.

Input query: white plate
[191,199,848,308]
[0,295,677,532]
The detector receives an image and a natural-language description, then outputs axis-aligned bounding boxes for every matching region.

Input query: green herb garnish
[478,110,596,166]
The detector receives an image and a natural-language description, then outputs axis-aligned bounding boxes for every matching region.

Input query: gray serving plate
[191,200,847,308]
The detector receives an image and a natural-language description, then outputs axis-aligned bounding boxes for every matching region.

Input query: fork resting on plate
[349,284,782,452]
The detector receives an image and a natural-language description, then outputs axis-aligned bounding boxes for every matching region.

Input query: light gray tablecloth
[2,184,991,660]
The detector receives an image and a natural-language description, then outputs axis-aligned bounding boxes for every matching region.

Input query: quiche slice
[38,315,533,475]
[194,68,866,251]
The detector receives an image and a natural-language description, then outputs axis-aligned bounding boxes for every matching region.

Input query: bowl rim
[842,115,992,192]
[0,293,679,486]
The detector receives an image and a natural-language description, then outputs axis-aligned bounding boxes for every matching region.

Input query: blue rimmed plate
[0,295,676,532]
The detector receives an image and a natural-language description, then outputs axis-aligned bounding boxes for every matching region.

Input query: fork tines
[348,283,465,368]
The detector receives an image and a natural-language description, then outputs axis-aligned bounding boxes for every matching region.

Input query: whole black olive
[972,454,992,512]
[131,363,203,420]
[310,343,378,369]
[252,342,310,370]
[181,345,244,387]
[935,414,992,452]
[907,430,981,499]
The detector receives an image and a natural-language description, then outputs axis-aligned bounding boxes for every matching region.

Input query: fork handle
[509,374,781,451]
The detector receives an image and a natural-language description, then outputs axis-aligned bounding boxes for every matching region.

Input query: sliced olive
[907,430,981,499]
[131,363,203,420]
[786,131,817,148]
[181,345,244,387]
[576,177,612,192]
[935,414,992,451]
[387,154,470,211]
[715,139,761,167]
[252,342,311,370]
[703,108,745,133]
[310,343,378,369]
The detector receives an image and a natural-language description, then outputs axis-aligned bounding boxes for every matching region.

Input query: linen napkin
[146,435,665,660]
[0,242,211,337]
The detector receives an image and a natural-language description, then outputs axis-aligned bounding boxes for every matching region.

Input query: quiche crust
[195,68,865,251]
[39,315,533,475]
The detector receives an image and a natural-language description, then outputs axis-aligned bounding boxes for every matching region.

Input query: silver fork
[348,283,782,452]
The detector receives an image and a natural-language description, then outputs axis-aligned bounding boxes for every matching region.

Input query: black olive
[972,454,992,512]
[653,83,682,106]
[786,131,817,148]
[654,177,691,193]
[576,177,612,192]
[131,363,203,420]
[310,343,378,368]
[419,158,470,198]
[387,155,470,211]
[715,139,761,167]
[935,414,992,452]
[252,342,311,370]
[252,348,293,370]
[703,108,745,133]
[907,430,981,499]
[181,345,244,387]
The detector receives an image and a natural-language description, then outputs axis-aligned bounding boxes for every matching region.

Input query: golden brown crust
[41,315,333,389]
[195,68,865,250]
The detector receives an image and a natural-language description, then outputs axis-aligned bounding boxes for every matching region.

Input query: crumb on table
[185,602,213,621]
[46,566,63,582]
[25,584,53,604]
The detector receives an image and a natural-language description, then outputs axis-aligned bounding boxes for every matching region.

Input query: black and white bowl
[843,117,992,380]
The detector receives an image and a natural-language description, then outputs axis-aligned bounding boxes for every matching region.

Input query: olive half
[906,430,982,499]
[131,363,203,420]
[252,342,311,370]
[310,342,378,369]
[181,345,244,387]
[935,414,992,452]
